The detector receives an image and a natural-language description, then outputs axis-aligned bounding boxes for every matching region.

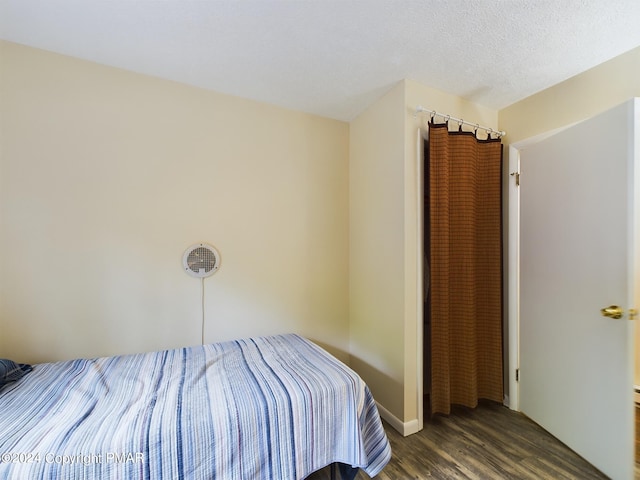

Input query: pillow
[0,359,33,388]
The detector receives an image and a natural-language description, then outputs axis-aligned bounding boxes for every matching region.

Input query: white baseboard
[376,401,421,437]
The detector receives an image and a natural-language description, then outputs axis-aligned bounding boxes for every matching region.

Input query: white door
[518,99,638,480]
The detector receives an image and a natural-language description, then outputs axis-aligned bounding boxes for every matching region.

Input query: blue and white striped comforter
[0,334,391,479]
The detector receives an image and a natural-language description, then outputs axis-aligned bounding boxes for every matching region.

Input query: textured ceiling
[2,0,640,121]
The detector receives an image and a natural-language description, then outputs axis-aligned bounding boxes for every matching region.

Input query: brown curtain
[427,121,503,416]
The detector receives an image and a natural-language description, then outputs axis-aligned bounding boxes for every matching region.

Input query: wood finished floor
[308,401,610,480]
[636,405,640,479]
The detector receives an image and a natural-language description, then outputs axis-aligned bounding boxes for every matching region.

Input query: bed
[0,334,391,479]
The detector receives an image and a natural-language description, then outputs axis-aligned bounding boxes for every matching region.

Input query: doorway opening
[421,126,504,417]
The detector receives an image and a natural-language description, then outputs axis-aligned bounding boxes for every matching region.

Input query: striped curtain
[427,121,503,416]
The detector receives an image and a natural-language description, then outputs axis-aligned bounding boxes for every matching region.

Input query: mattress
[0,334,391,479]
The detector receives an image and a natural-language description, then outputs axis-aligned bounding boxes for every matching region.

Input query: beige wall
[9,36,634,429]
[499,46,640,144]
[349,82,407,421]
[499,45,640,387]
[0,41,501,431]
[349,78,498,429]
[0,41,350,364]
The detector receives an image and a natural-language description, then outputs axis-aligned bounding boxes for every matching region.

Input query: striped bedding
[0,334,391,479]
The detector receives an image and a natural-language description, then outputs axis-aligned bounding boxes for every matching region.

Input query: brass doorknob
[600,305,623,319]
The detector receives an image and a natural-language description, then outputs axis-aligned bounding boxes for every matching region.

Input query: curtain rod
[414,106,506,138]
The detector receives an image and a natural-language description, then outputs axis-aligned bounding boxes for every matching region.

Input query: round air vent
[182,243,221,278]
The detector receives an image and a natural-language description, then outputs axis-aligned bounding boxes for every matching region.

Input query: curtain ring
[458,119,463,132]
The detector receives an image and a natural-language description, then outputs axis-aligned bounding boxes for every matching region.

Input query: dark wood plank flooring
[308,401,609,479]
[637,405,640,464]
[636,405,640,479]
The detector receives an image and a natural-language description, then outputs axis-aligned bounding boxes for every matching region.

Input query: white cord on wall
[201,277,205,345]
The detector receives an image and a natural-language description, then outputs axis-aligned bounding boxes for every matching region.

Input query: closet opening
[421,120,504,418]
